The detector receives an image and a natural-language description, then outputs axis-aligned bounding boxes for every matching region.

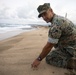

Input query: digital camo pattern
[46,14,76,68]
[49,25,62,39]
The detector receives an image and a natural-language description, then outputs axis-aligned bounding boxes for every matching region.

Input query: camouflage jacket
[48,14,76,49]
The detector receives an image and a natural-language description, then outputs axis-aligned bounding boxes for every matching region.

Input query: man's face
[41,9,53,23]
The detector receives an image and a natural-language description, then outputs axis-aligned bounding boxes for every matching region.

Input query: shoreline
[0,28,36,41]
[0,25,48,41]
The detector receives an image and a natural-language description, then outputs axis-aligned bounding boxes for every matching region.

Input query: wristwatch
[37,56,42,61]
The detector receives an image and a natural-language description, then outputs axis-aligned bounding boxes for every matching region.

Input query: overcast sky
[0,0,76,24]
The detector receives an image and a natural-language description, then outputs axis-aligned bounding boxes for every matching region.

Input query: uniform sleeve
[48,25,62,44]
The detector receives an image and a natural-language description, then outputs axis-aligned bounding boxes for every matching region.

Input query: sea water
[0,23,35,41]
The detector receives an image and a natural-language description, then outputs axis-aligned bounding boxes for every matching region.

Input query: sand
[0,27,69,75]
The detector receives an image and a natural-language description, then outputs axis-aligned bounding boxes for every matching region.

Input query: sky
[0,0,76,24]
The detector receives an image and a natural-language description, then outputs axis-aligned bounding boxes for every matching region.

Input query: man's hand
[31,59,41,68]
[31,42,54,69]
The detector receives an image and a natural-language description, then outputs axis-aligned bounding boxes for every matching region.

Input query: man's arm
[38,42,54,60]
[31,42,54,68]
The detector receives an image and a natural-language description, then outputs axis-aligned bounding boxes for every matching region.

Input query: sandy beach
[0,27,69,75]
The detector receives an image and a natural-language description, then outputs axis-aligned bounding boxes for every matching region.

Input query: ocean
[0,23,36,41]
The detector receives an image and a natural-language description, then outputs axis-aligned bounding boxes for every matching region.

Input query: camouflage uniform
[46,14,76,68]
[37,3,76,69]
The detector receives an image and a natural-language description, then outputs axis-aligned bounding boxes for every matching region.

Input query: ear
[49,8,52,12]
[49,8,54,14]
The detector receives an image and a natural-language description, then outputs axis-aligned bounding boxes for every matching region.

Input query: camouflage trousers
[45,47,75,68]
